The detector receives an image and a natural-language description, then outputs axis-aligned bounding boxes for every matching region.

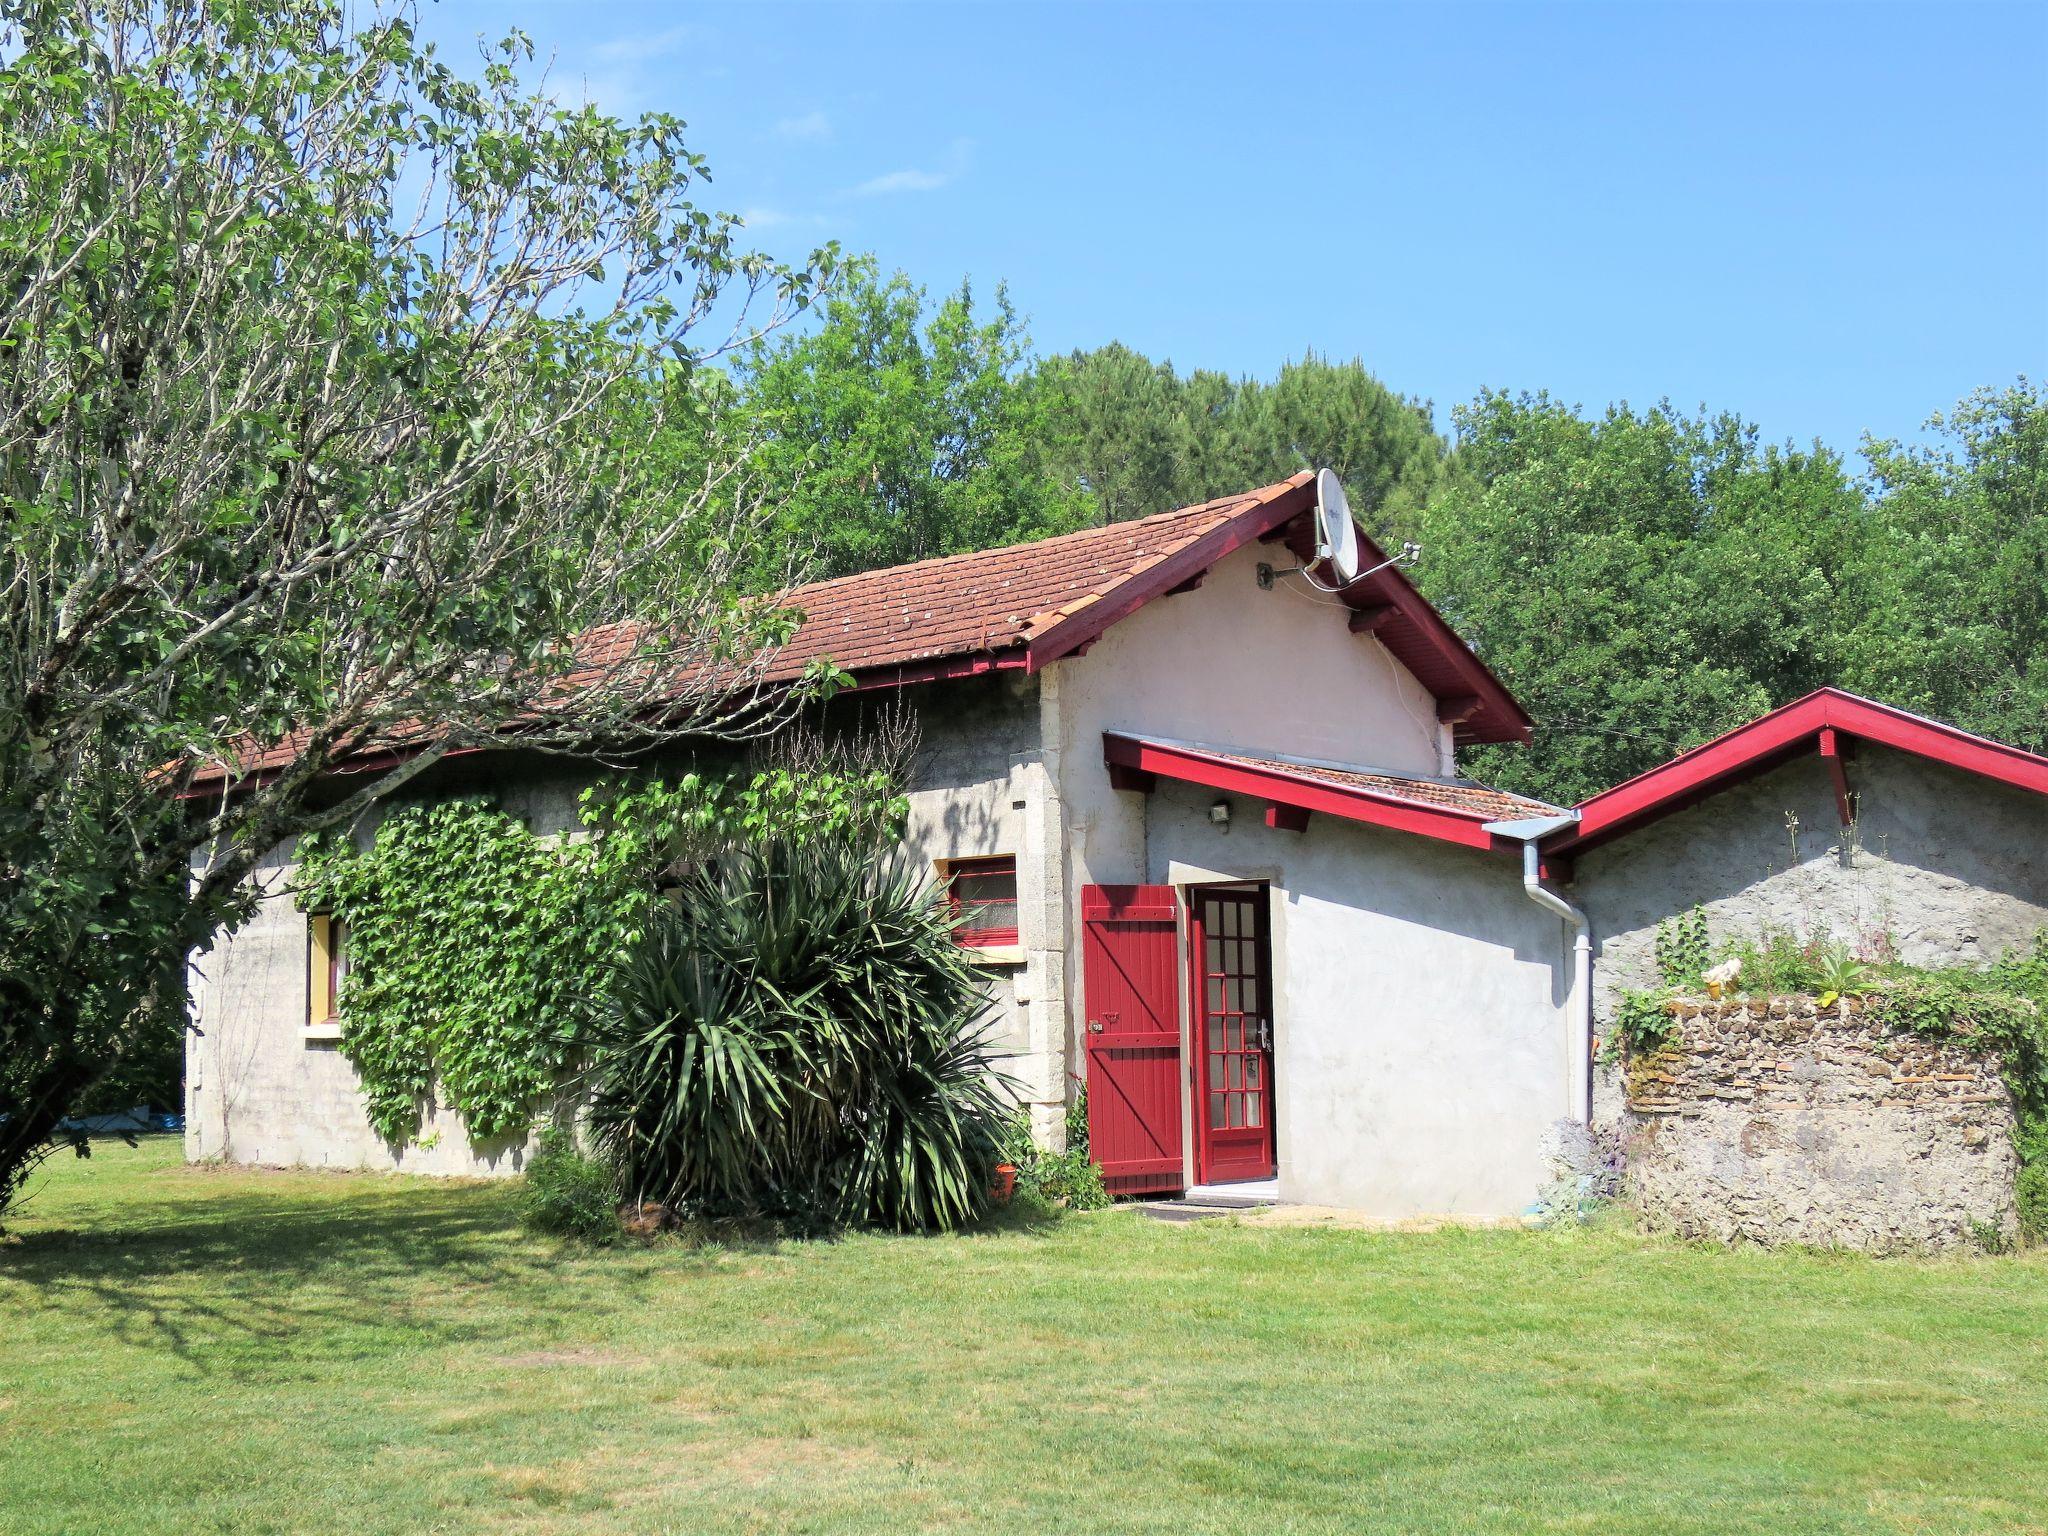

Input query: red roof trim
[1023,474,1317,671]
[1101,733,1549,852]
[843,652,1030,692]
[1022,472,1529,745]
[1549,688,2048,857]
[186,475,1537,793]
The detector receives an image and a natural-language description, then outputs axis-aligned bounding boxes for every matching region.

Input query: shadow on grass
[0,1174,551,1372]
[2,1156,1081,1373]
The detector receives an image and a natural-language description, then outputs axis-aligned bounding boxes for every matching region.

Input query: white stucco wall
[1145,781,1572,1217]
[1042,538,1453,1088]
[1039,537,1569,1215]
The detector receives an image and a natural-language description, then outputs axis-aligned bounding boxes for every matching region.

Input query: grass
[4,1140,2048,1535]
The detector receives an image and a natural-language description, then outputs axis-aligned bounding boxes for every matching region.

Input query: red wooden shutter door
[1081,884,1185,1196]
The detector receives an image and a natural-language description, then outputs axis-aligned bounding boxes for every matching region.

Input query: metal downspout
[1483,813,1591,1123]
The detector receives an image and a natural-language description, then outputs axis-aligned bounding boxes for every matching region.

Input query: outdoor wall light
[1209,799,1232,826]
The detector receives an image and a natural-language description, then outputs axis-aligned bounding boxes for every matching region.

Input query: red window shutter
[1081,884,1184,1197]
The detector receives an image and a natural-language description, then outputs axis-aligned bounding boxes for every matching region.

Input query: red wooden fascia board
[1816,691,2048,798]
[1551,697,1829,854]
[186,653,1029,798]
[842,650,1030,692]
[1102,733,1500,850]
[1548,688,2048,858]
[174,741,488,799]
[1023,476,1318,672]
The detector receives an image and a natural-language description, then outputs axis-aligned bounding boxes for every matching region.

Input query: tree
[730,262,1089,581]
[1037,347,1451,542]
[1842,381,2048,754]
[1416,393,1872,804]
[0,0,835,1220]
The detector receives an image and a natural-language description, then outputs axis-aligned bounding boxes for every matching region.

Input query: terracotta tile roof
[189,472,1540,787]
[1101,732,1563,851]
[1193,745,1563,823]
[741,476,1308,683]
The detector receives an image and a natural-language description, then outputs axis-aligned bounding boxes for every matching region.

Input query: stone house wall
[1578,743,2048,1132]
[185,674,1056,1175]
[1578,745,2048,1021]
[1623,997,2019,1251]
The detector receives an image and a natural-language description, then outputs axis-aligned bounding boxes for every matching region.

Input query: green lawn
[4,1140,2047,1535]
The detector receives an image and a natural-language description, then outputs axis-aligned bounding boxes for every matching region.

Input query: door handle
[1089,1011,1118,1034]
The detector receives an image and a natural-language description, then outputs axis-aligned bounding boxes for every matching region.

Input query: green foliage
[729,261,1091,582]
[1845,383,2048,759]
[1653,908,1710,989]
[295,764,906,1147]
[995,1088,1109,1212]
[296,800,614,1143]
[0,0,829,1220]
[583,836,1012,1234]
[1611,990,1680,1058]
[1035,346,1451,543]
[518,1128,620,1244]
[1415,382,2048,804]
[1416,394,1866,804]
[1712,926,1879,1000]
[1866,949,2048,1244]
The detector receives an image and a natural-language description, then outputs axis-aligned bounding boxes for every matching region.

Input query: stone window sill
[302,1018,345,1044]
[964,945,1026,968]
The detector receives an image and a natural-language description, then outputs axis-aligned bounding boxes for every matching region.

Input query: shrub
[1609,989,1679,1058]
[994,1090,1110,1212]
[519,1128,620,1244]
[584,837,1012,1234]
[2016,1159,2048,1245]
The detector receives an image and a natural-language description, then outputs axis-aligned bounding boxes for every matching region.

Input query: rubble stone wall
[1624,996,2018,1251]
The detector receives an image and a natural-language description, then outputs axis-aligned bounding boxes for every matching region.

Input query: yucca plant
[583,837,1013,1233]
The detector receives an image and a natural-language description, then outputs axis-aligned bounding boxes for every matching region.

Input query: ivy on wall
[295,767,906,1146]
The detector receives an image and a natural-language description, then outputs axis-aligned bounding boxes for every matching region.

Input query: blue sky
[426,1,2046,458]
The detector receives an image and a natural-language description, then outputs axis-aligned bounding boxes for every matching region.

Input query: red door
[1189,886,1276,1183]
[1081,885,1185,1197]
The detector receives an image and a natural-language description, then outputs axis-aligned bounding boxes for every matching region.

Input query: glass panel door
[1190,886,1275,1183]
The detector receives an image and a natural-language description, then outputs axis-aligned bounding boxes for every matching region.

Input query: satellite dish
[1313,468,1361,585]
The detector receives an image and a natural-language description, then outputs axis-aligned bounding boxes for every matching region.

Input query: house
[184,473,2048,1221]
[1549,687,2048,1128]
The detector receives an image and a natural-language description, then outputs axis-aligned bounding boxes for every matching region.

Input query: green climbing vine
[295,765,906,1146]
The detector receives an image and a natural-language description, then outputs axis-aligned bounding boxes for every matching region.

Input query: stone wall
[187,674,1055,1175]
[1623,997,2019,1251]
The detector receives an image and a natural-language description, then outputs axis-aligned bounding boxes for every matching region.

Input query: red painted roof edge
[1101,732,1546,852]
[1022,473,1317,670]
[1346,531,1535,747]
[1023,471,1532,746]
[1549,687,2048,856]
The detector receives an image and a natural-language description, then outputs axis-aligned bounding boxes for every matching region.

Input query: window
[306,912,348,1037]
[944,856,1018,947]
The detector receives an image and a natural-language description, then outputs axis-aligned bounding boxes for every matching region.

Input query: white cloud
[588,24,701,64]
[773,110,833,143]
[850,167,952,196]
[738,207,828,231]
[845,138,973,198]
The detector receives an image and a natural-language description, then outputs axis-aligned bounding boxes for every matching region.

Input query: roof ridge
[775,473,1309,603]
